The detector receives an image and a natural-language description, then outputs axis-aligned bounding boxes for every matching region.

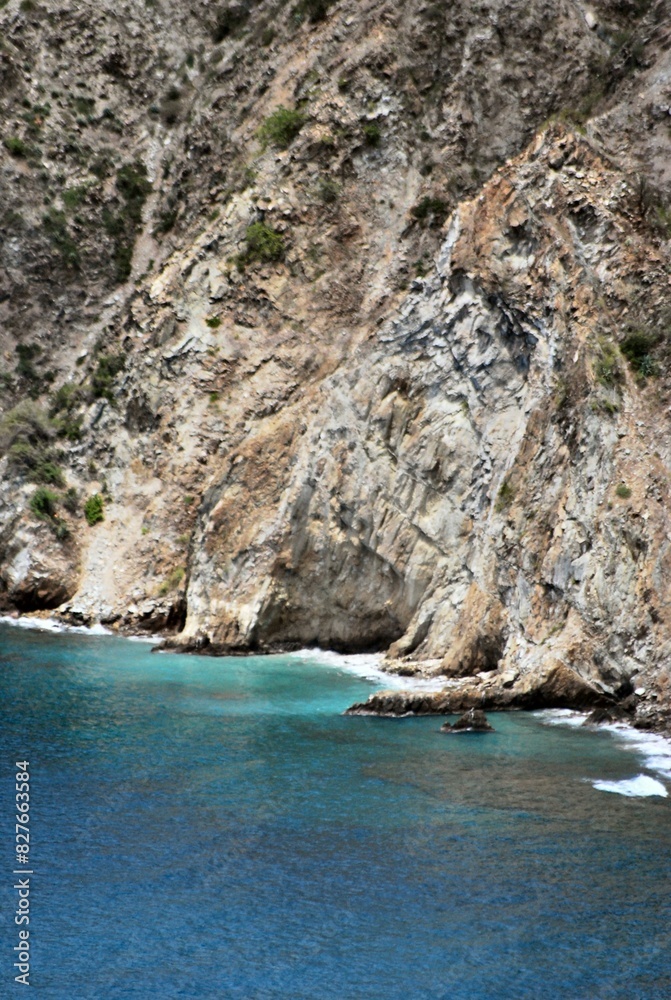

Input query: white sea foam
[535,707,671,797]
[288,648,445,691]
[592,775,668,798]
[534,708,591,728]
[0,614,112,636]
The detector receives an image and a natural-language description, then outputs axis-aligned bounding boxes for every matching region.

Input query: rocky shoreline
[344,662,671,737]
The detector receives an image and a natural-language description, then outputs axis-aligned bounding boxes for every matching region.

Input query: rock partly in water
[440,709,495,733]
[345,661,613,717]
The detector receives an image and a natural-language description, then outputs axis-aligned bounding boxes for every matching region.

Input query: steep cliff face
[2,0,671,721]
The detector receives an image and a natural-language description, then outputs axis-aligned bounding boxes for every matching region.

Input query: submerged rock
[441,709,494,733]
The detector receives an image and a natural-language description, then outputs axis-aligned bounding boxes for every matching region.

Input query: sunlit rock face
[2,0,671,720]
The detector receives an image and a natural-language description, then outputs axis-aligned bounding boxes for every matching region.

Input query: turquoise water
[1,623,670,998]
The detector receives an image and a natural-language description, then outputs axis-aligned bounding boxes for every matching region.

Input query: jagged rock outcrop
[2,0,671,722]
[440,708,495,733]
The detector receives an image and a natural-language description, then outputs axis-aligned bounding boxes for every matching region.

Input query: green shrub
[51,381,82,414]
[495,479,515,512]
[616,484,632,499]
[32,459,65,486]
[4,136,27,157]
[362,123,381,146]
[239,222,284,266]
[0,402,66,484]
[84,493,104,526]
[205,316,221,328]
[0,401,53,450]
[50,382,84,439]
[256,107,306,149]
[15,342,42,383]
[102,162,151,283]
[63,184,88,210]
[91,352,126,400]
[63,487,79,513]
[42,209,80,269]
[158,565,185,595]
[112,242,134,282]
[411,196,449,227]
[620,330,660,374]
[318,178,340,204]
[594,340,622,388]
[30,487,58,519]
[52,520,71,541]
[116,162,152,223]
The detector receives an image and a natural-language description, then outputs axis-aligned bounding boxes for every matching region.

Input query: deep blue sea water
[1,622,670,999]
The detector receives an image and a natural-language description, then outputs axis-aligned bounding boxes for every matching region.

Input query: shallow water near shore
[1,624,670,998]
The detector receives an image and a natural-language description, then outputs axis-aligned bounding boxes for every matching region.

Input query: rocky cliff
[2,0,671,727]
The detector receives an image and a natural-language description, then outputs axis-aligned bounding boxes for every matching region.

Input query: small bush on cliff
[411,196,449,228]
[84,493,104,526]
[362,123,381,146]
[318,178,340,204]
[63,487,79,514]
[91,352,126,401]
[495,479,515,512]
[4,136,27,157]
[616,483,632,499]
[620,329,660,377]
[42,209,80,270]
[158,566,185,596]
[594,339,622,388]
[256,107,306,150]
[30,487,58,519]
[236,222,284,268]
[0,402,65,485]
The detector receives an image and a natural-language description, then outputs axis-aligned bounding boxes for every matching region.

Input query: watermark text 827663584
[15,762,30,868]
[13,761,31,986]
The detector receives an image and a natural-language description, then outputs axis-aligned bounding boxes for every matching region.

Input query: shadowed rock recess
[2,0,671,728]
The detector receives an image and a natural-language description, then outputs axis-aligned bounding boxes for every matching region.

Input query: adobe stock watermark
[13,761,32,986]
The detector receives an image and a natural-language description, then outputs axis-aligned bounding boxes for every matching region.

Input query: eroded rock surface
[2,0,671,725]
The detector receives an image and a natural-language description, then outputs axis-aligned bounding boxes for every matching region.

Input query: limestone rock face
[2,0,671,720]
[0,519,79,611]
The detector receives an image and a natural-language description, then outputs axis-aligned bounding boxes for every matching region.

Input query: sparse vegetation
[0,402,65,485]
[158,565,185,595]
[4,136,27,157]
[616,484,632,499]
[318,178,340,204]
[411,196,449,228]
[620,329,660,377]
[362,123,381,146]
[63,487,79,514]
[205,316,221,328]
[84,493,104,526]
[91,353,126,401]
[235,222,284,268]
[256,107,306,150]
[103,161,152,281]
[29,486,58,520]
[495,479,515,512]
[42,209,80,270]
[594,339,622,388]
[50,382,84,439]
